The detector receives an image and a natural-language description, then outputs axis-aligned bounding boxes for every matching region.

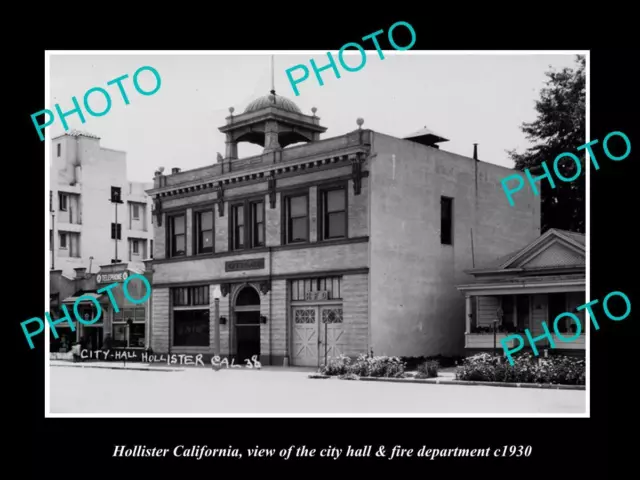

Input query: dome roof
[244,93,302,114]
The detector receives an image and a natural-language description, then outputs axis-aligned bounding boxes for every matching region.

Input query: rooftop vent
[171,167,181,174]
[403,126,449,149]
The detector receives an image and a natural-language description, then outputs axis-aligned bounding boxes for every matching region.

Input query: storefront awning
[61,293,106,305]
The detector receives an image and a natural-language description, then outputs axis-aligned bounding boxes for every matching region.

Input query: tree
[508,55,586,233]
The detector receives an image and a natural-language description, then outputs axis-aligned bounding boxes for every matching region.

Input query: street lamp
[212,285,222,356]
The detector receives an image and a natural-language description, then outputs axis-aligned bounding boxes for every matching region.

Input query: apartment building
[147,92,541,366]
[50,130,155,278]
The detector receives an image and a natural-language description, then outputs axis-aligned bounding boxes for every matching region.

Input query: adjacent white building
[50,130,154,277]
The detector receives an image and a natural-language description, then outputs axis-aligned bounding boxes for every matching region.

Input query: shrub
[319,354,351,376]
[401,355,464,370]
[455,352,585,385]
[321,354,406,378]
[416,360,439,378]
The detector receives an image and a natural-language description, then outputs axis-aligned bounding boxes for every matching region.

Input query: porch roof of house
[458,229,585,295]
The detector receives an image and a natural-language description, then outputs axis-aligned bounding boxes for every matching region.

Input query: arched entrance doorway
[234,286,261,361]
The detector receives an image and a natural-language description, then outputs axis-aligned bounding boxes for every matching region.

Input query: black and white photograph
[43,51,592,416]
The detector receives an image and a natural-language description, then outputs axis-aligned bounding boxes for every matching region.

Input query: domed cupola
[218,56,327,160]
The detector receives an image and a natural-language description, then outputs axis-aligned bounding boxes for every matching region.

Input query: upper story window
[319,187,347,240]
[57,143,61,157]
[132,239,140,254]
[194,209,214,254]
[59,193,68,212]
[110,223,122,240]
[132,204,140,220]
[441,196,453,245]
[284,193,308,244]
[230,199,265,251]
[168,214,186,257]
[59,232,67,249]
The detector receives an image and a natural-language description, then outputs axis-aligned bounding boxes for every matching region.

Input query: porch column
[465,295,472,333]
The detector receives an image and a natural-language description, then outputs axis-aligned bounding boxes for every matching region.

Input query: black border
[13,14,635,475]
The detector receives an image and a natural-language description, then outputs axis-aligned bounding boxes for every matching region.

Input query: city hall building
[147,91,540,367]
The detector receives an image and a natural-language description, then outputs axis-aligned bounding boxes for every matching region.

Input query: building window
[231,204,245,250]
[291,277,342,301]
[111,223,122,240]
[319,187,347,240]
[230,199,265,251]
[168,214,186,257]
[441,196,453,245]
[251,201,265,248]
[172,286,210,347]
[59,232,67,249]
[59,193,68,212]
[284,194,308,244]
[57,143,61,157]
[113,307,146,348]
[132,239,139,254]
[150,239,154,259]
[194,209,214,254]
[132,204,140,220]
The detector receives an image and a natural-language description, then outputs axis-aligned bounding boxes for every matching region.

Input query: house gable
[514,238,585,269]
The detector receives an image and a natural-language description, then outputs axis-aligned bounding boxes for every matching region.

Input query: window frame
[440,196,454,246]
[132,203,140,220]
[318,182,348,241]
[56,143,61,157]
[193,207,215,255]
[281,189,310,245]
[132,239,139,254]
[59,232,68,249]
[113,306,146,349]
[171,286,210,347]
[166,213,187,258]
[228,196,266,251]
[111,222,122,240]
[59,192,68,212]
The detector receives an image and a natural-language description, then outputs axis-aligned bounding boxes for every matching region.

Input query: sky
[48,52,581,182]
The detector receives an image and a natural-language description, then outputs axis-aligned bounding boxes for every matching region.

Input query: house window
[132,239,139,254]
[285,194,308,244]
[111,223,122,240]
[57,143,61,157]
[132,204,140,220]
[150,239,154,259]
[113,307,146,348]
[231,204,245,250]
[168,214,186,257]
[319,187,347,240]
[59,232,67,249]
[172,286,210,347]
[59,193,68,212]
[441,196,453,245]
[195,209,214,254]
[251,201,265,248]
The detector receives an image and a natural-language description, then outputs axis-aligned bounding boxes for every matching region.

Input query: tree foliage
[508,55,586,233]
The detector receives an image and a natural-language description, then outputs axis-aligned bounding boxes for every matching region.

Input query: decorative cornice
[147,145,370,199]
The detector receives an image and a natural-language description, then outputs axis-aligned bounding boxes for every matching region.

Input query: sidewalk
[49,360,317,373]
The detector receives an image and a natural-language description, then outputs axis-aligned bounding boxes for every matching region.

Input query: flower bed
[455,353,585,385]
[319,354,441,379]
[320,354,406,378]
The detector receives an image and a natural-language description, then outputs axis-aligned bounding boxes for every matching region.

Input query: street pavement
[49,365,586,415]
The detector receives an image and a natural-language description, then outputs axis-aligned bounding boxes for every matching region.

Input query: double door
[292,305,344,367]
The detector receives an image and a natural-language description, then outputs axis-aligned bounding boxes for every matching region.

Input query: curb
[51,363,182,373]
[308,374,585,390]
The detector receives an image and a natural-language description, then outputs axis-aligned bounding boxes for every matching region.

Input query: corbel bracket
[259,280,271,295]
[152,196,163,227]
[268,171,276,209]
[351,153,364,196]
[216,181,225,217]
